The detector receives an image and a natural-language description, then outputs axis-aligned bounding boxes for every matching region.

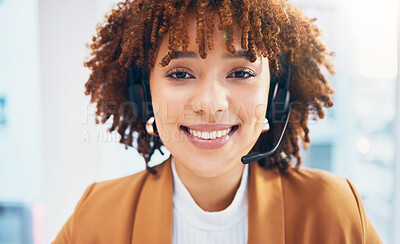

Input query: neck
[173,157,245,212]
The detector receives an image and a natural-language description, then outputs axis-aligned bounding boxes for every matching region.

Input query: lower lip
[181,126,238,150]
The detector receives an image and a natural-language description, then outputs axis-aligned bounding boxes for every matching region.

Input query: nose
[190,76,229,122]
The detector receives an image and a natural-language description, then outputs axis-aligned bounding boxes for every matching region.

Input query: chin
[183,156,240,178]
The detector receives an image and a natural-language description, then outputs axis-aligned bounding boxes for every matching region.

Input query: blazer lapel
[131,155,173,244]
[248,162,285,244]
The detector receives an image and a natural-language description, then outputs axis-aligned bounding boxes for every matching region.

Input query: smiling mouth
[180,124,239,140]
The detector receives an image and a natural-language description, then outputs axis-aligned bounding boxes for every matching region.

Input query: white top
[171,156,249,244]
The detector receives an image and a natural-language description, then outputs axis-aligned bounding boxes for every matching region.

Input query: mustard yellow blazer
[53,155,381,243]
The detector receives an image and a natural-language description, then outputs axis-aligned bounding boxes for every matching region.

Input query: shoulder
[70,168,150,225]
[86,168,148,200]
[281,166,358,214]
[79,161,169,210]
[279,166,381,243]
[282,166,351,194]
[53,161,170,243]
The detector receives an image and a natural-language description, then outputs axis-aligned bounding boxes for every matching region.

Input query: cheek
[234,86,268,125]
[150,81,186,142]
[153,93,180,124]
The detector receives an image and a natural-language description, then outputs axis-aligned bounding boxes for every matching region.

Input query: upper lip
[181,124,238,132]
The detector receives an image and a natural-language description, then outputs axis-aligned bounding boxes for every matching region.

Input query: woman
[54,0,381,243]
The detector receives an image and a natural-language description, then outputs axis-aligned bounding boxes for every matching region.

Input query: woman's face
[150,16,270,177]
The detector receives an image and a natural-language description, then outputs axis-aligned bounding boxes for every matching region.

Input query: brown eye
[172,72,192,79]
[227,68,256,78]
[165,68,195,79]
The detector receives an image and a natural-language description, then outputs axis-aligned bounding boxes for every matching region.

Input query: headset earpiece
[127,65,155,132]
[266,63,291,126]
[127,65,152,120]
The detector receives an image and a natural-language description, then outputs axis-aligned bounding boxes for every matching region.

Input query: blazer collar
[131,155,174,244]
[131,155,285,244]
[247,163,285,243]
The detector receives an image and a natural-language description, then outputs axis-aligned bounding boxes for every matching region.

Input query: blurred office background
[0,0,398,243]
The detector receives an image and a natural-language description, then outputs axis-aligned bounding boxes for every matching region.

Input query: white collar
[171,156,249,231]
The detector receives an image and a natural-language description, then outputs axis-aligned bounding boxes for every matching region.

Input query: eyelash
[228,68,256,78]
[165,67,256,80]
[165,68,195,79]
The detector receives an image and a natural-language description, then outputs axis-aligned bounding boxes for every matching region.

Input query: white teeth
[186,127,235,139]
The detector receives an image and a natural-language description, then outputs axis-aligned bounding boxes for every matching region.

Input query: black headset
[127,58,291,165]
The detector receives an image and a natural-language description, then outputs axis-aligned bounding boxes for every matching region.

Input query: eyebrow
[171,50,250,60]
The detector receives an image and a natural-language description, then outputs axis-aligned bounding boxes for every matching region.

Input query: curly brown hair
[84,0,335,173]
